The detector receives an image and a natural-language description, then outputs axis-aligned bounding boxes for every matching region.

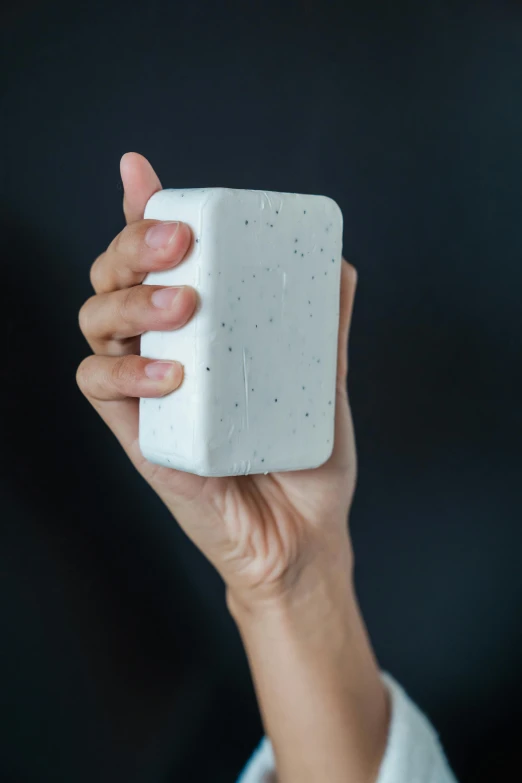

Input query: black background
[2,1,522,781]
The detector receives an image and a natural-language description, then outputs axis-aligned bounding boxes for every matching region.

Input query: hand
[77,152,358,608]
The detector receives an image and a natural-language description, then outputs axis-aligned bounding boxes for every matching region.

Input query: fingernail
[145,360,183,382]
[145,221,180,249]
[151,286,184,309]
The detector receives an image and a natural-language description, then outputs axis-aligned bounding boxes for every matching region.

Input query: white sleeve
[236,672,457,783]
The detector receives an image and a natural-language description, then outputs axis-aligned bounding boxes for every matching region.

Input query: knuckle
[117,285,139,327]
[89,253,105,291]
[110,227,126,255]
[78,296,95,335]
[111,355,137,385]
[113,222,142,256]
[76,356,93,393]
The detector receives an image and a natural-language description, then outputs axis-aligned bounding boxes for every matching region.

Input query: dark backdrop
[2,1,521,781]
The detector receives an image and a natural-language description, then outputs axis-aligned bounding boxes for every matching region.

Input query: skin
[77,152,390,782]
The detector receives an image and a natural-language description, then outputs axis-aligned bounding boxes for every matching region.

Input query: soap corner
[143,188,171,218]
[319,194,343,228]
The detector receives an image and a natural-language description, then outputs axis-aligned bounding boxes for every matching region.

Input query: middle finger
[79,283,198,354]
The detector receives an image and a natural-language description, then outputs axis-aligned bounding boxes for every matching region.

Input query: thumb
[120,152,162,225]
[336,259,357,389]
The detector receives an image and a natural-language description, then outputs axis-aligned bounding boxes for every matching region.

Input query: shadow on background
[0,206,260,781]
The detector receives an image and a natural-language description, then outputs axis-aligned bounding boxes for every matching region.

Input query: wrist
[227,530,390,783]
[227,529,355,633]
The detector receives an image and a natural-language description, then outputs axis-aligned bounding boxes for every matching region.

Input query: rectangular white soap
[139,187,343,477]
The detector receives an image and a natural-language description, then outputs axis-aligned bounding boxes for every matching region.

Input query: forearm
[228,535,390,783]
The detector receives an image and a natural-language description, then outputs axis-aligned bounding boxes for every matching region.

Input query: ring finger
[76,353,184,402]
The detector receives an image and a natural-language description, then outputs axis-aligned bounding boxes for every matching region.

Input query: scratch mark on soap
[238,459,251,475]
[242,346,250,433]
[261,191,274,211]
[281,270,287,323]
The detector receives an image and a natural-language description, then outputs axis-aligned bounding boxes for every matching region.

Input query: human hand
[77,152,358,609]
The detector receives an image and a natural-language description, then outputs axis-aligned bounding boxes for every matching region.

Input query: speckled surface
[139,187,343,477]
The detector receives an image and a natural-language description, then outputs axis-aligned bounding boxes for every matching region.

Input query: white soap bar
[139,187,343,477]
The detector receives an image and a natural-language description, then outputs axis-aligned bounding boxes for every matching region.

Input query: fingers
[76,354,184,402]
[75,153,185,465]
[322,260,357,476]
[90,218,193,295]
[120,152,162,225]
[336,258,357,389]
[79,283,198,354]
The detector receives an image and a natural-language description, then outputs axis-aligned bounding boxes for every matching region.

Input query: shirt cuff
[236,672,457,783]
